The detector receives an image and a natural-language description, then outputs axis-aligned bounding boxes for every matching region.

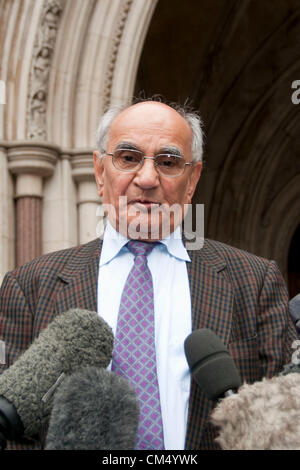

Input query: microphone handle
[224,390,235,398]
[0,395,24,442]
[0,415,7,450]
[217,389,236,403]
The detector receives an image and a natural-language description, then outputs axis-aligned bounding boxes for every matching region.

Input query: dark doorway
[288,224,300,299]
[135,0,300,277]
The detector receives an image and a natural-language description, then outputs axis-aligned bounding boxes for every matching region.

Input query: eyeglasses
[105,148,194,177]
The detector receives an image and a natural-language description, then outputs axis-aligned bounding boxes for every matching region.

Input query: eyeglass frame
[103,148,195,178]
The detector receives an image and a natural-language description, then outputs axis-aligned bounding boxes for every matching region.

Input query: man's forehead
[108,101,192,141]
[119,100,179,114]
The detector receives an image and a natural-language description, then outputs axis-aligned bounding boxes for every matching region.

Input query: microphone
[184,329,242,400]
[0,309,114,449]
[210,367,300,450]
[184,329,300,449]
[45,367,139,450]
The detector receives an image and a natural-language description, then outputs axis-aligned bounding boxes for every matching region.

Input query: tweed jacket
[0,237,297,450]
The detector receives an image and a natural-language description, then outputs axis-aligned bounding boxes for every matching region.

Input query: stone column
[71,153,102,244]
[7,143,58,267]
[0,147,15,282]
[43,154,77,254]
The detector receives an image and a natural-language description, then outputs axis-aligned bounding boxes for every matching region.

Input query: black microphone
[184,328,242,401]
[45,367,139,450]
[0,309,114,449]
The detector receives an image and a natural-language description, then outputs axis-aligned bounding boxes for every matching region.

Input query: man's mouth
[130,200,161,211]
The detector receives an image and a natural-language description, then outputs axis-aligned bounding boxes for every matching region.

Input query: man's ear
[186,162,202,203]
[93,151,104,196]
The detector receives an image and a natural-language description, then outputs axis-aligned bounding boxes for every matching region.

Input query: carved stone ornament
[27,0,66,141]
[103,0,133,112]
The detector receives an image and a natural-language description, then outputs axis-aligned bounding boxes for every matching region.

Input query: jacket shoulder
[6,238,101,283]
[203,238,269,265]
[197,238,274,284]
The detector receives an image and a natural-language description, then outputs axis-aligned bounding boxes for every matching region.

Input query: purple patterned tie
[111,240,165,450]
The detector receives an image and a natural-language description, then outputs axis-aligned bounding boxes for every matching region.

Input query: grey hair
[96,99,204,162]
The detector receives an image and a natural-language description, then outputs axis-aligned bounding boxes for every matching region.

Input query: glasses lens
[156,154,185,176]
[113,149,143,171]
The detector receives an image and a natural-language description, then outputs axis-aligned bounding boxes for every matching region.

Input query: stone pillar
[43,154,77,254]
[71,153,102,244]
[7,143,58,267]
[15,175,43,266]
[0,147,15,282]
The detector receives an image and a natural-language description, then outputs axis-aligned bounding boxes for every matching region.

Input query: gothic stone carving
[27,0,65,140]
[103,0,133,112]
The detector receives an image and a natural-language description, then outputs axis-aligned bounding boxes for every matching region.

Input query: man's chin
[126,216,177,241]
[127,222,163,241]
[107,210,183,241]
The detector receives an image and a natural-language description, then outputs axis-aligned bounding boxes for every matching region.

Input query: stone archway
[1,0,300,292]
[0,0,158,280]
[135,0,300,288]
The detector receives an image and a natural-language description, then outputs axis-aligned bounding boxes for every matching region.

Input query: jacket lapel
[184,241,234,449]
[54,239,102,315]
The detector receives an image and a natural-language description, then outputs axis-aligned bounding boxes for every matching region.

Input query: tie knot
[127,240,157,258]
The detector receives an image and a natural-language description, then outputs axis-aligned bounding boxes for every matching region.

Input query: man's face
[93,102,202,241]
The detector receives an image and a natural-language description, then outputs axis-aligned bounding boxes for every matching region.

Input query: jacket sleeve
[256,260,297,377]
[0,271,33,373]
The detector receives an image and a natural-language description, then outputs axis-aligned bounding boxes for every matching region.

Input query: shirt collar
[99,221,191,267]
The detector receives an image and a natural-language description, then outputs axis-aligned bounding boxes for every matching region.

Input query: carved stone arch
[46,0,158,148]
[208,59,300,253]
[0,0,158,277]
[0,0,45,141]
[191,7,300,273]
[194,5,300,166]
[0,0,49,277]
[27,0,66,141]
[261,174,300,277]
[241,100,300,255]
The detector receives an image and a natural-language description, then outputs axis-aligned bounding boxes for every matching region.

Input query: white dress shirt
[97,221,192,450]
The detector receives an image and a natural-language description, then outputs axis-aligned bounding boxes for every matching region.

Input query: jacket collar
[55,237,232,342]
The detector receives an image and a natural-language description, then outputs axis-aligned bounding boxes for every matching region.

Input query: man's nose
[134,157,160,188]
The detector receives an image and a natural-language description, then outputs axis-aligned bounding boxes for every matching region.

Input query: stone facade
[0,0,157,281]
[0,0,299,296]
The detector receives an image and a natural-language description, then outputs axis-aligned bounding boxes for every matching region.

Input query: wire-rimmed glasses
[105,148,194,177]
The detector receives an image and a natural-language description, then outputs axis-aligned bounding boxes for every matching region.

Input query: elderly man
[0,99,297,450]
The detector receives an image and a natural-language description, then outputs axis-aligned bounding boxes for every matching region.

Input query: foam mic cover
[0,309,114,439]
[45,367,139,450]
[211,370,300,450]
[184,329,241,400]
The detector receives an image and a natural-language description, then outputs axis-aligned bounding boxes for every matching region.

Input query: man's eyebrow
[158,146,183,156]
[115,142,140,151]
[114,142,183,156]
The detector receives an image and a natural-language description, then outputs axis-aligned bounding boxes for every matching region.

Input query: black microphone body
[184,328,242,401]
[0,309,114,448]
[45,367,139,450]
